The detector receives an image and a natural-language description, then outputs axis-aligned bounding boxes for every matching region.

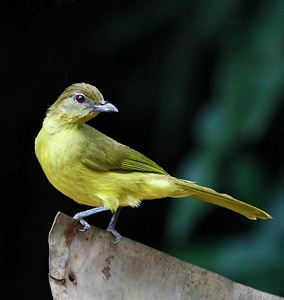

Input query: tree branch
[48,212,281,300]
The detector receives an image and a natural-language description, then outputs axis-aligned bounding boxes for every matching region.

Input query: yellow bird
[35,82,272,243]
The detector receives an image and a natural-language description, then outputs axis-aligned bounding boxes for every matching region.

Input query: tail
[172,178,272,220]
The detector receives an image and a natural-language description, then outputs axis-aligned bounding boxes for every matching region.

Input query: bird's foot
[73,212,91,231]
[106,225,122,244]
[73,206,109,231]
[73,206,122,243]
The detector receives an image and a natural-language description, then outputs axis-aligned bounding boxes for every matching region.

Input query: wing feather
[80,125,167,175]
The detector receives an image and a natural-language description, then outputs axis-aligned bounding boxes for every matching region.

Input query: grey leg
[73,206,109,231]
[106,207,122,244]
[73,206,123,243]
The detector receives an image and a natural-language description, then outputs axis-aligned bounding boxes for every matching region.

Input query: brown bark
[48,212,281,300]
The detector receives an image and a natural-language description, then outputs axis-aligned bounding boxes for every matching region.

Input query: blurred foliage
[158,0,284,296]
[2,0,283,299]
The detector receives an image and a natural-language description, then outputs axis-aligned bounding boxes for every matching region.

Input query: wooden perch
[48,212,281,300]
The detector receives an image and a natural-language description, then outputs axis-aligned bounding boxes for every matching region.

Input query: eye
[74,94,86,103]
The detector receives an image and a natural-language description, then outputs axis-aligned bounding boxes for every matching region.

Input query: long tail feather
[174,179,272,220]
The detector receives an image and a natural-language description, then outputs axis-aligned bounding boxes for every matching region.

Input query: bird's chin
[84,112,100,122]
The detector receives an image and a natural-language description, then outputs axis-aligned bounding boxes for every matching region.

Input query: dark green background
[1,1,283,299]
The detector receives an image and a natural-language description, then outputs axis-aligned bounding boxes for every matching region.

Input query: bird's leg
[73,206,109,231]
[106,207,122,244]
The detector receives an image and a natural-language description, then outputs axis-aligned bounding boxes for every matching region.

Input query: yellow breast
[35,124,103,206]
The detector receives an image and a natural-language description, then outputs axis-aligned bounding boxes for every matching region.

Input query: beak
[92,102,118,113]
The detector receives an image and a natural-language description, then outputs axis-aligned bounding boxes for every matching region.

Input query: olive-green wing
[80,126,168,175]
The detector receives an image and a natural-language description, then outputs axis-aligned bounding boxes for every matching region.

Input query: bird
[35,82,272,243]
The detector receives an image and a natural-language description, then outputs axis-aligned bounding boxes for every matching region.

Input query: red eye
[75,94,86,103]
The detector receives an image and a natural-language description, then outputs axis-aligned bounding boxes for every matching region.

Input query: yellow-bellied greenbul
[35,83,272,243]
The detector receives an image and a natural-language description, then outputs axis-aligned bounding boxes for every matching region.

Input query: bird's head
[47,82,118,124]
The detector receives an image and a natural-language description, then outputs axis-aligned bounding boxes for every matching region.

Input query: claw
[73,213,91,231]
[79,219,91,232]
[106,226,122,244]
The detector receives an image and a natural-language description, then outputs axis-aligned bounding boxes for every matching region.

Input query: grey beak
[93,102,118,113]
